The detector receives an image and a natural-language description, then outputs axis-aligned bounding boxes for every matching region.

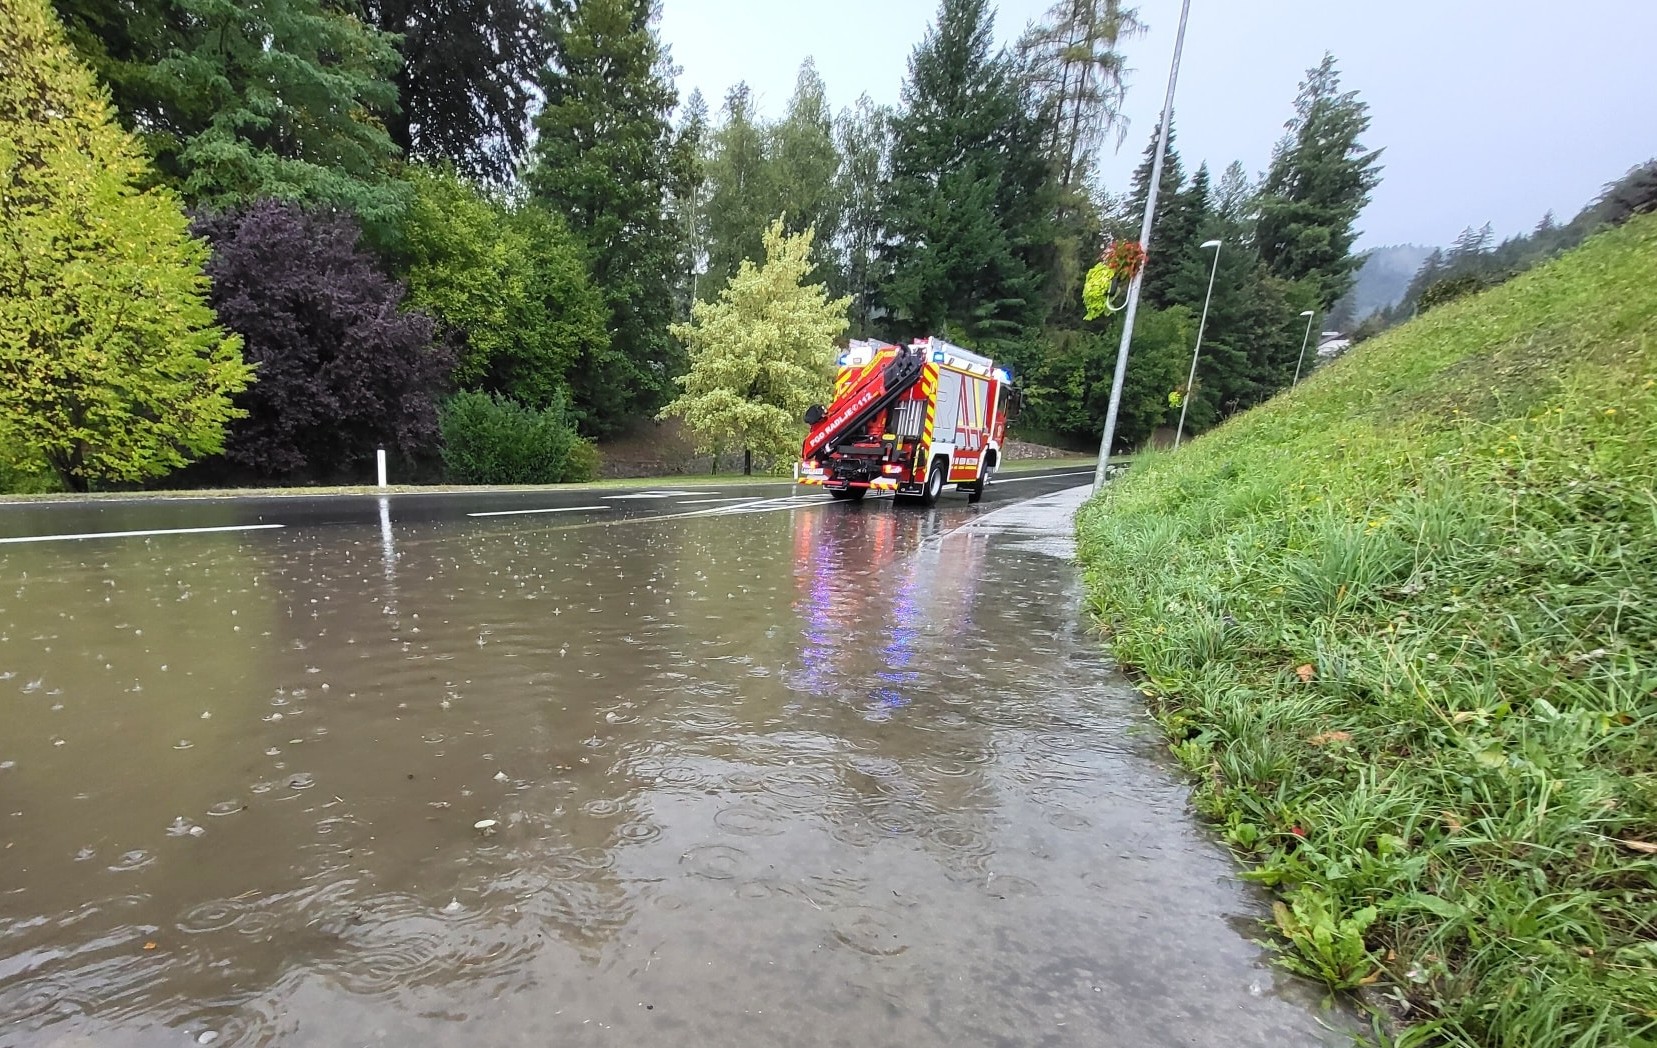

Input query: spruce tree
[1143,159,1209,309]
[359,0,548,182]
[879,0,1053,346]
[53,0,407,224]
[1214,159,1257,224]
[1123,120,1185,306]
[1255,53,1383,308]
[526,0,682,433]
[1,0,251,491]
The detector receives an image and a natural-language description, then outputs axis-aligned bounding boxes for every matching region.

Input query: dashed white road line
[675,497,765,506]
[0,524,285,545]
[468,505,612,518]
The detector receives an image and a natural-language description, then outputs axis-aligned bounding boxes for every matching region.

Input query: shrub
[195,200,452,481]
[0,450,61,495]
[440,390,594,485]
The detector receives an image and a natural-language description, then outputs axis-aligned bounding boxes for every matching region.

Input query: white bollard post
[376,448,388,488]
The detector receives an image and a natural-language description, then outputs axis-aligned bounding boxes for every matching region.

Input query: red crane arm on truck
[801,350,923,463]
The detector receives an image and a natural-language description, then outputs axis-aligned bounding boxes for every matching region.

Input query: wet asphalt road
[0,467,1096,543]
[0,474,1353,1047]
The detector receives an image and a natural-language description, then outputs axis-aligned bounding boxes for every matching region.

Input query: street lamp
[1292,309,1317,385]
[1173,238,1222,450]
[1092,0,1192,491]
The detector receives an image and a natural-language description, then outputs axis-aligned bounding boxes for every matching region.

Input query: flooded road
[0,486,1347,1046]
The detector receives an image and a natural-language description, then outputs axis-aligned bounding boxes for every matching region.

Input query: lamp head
[1201,239,1222,249]
[1300,310,1315,317]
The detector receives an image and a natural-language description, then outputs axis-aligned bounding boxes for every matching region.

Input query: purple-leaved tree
[194,201,452,479]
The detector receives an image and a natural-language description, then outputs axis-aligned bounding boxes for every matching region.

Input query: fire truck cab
[798,337,1012,506]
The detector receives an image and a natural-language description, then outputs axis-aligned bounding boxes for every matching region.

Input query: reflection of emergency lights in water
[787,508,993,716]
[791,507,903,700]
[870,551,925,714]
[868,523,991,718]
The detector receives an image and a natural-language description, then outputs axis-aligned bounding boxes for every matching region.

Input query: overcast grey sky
[658,0,1655,249]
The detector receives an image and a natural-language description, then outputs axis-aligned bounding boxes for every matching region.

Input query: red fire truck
[798,337,1012,505]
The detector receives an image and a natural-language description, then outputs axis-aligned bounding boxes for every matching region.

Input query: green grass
[1000,454,1103,472]
[1077,214,1657,1047]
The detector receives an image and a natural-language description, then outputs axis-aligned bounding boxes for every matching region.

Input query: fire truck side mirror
[804,404,825,425]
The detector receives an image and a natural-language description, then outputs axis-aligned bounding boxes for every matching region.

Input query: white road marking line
[676,497,764,505]
[467,505,612,518]
[0,523,285,545]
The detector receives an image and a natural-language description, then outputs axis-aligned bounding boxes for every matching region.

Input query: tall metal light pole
[1092,0,1192,491]
[1173,238,1222,450]
[1292,309,1317,385]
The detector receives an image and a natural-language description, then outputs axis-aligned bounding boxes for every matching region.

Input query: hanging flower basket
[1081,239,1148,320]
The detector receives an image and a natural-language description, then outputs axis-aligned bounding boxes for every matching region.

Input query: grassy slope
[1077,215,1657,1047]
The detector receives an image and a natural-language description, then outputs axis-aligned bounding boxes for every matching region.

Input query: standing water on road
[0,489,1347,1046]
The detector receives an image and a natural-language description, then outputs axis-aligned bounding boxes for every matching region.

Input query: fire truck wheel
[830,487,867,502]
[921,458,947,506]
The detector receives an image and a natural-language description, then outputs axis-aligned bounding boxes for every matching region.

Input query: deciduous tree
[195,201,451,479]
[399,167,606,409]
[0,0,250,492]
[769,60,842,280]
[667,88,711,318]
[703,82,774,291]
[660,220,849,475]
[835,94,892,337]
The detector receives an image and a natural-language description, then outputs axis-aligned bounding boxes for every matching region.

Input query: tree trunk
[743,448,752,476]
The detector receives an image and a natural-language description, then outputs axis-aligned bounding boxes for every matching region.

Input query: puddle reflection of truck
[798,338,1015,505]
[791,506,990,711]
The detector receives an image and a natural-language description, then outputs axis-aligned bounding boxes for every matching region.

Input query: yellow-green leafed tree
[0,0,251,492]
[661,218,850,474]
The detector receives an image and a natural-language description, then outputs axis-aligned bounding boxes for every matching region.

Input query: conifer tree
[526,0,682,432]
[0,0,251,491]
[54,0,408,224]
[1017,0,1143,189]
[879,0,1053,346]
[1255,53,1383,308]
[359,0,548,182]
